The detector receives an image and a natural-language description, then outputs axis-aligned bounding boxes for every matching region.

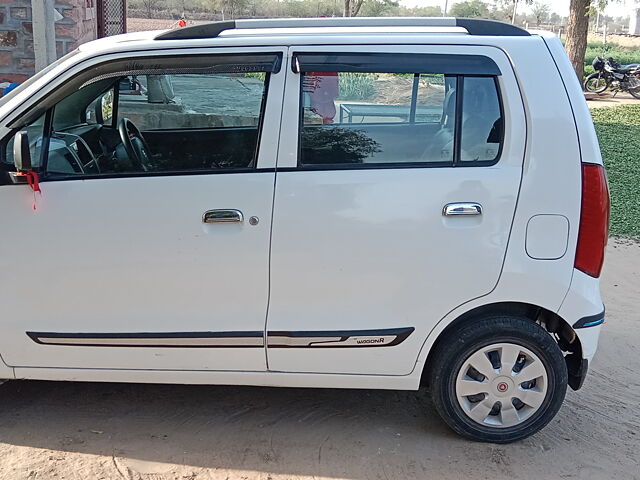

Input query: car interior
[1,72,266,182]
[300,73,502,166]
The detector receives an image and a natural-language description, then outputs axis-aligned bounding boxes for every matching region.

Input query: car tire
[428,315,568,443]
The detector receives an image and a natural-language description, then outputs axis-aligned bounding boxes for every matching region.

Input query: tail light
[574,163,610,277]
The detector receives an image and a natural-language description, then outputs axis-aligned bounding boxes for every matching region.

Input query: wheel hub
[455,342,548,428]
[491,376,515,397]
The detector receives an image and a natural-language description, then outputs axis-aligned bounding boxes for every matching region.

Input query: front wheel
[584,73,609,93]
[428,315,568,443]
[628,75,640,99]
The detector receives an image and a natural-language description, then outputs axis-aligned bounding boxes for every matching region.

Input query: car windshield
[0,49,79,109]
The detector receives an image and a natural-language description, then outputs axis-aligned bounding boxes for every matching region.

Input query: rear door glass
[297,53,503,168]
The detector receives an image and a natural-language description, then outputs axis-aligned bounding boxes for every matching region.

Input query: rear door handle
[203,209,244,224]
[443,203,482,216]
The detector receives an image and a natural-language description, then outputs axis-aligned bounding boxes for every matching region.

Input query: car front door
[266,45,526,375]
[0,48,285,372]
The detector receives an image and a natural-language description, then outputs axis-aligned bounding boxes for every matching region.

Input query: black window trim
[453,76,464,166]
[6,52,282,132]
[296,70,505,171]
[39,108,54,170]
[293,52,502,76]
[38,167,277,183]
[111,81,120,130]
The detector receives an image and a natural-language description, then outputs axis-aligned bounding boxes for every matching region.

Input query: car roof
[79,17,535,55]
[155,17,529,40]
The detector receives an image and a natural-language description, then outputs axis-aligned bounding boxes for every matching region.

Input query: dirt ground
[588,34,640,49]
[126,18,207,33]
[586,91,640,108]
[0,239,639,480]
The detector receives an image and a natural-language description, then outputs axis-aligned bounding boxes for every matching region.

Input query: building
[0,0,125,84]
[630,8,640,36]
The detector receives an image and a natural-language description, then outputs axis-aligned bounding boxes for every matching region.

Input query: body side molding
[26,327,415,349]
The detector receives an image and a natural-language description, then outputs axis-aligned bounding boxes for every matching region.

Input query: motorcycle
[584,56,640,99]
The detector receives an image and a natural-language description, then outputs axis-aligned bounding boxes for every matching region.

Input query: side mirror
[13,130,31,171]
[93,90,114,125]
[100,91,114,124]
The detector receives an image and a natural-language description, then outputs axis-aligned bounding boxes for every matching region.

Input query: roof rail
[155,17,530,41]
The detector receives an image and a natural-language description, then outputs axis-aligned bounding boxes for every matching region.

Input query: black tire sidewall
[629,87,640,99]
[430,316,568,443]
[584,73,608,93]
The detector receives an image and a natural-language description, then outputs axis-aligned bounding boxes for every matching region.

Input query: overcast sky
[400,0,636,18]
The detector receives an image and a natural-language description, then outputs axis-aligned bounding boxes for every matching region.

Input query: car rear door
[265,44,526,375]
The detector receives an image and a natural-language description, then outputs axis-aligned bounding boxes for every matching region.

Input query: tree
[218,0,249,19]
[361,0,399,17]
[531,1,550,25]
[565,0,607,81]
[565,0,590,80]
[449,0,490,18]
[401,6,443,16]
[140,0,164,18]
[488,3,512,22]
[548,12,562,25]
[496,0,533,23]
[344,0,365,16]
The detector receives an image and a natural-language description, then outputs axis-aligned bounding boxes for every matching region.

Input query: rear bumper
[573,310,605,329]
[558,270,605,390]
[573,322,603,364]
[567,322,601,391]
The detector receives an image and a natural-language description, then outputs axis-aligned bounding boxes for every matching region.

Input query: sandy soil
[586,91,640,108]
[0,239,639,480]
[126,18,208,33]
[588,34,640,49]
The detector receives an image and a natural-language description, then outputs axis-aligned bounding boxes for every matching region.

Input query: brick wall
[0,0,97,84]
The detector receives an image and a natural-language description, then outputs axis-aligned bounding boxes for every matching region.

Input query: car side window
[0,54,278,181]
[301,72,457,166]
[43,69,268,178]
[297,54,503,168]
[118,73,266,131]
[459,77,503,163]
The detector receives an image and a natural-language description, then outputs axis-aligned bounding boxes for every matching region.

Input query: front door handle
[203,209,244,224]
[443,203,482,216]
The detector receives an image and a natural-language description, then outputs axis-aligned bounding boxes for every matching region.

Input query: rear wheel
[584,73,609,93]
[628,75,640,99]
[428,315,567,443]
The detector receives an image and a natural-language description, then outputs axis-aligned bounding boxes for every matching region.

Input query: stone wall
[0,0,97,84]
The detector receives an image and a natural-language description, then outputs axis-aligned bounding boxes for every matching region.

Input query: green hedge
[591,105,640,238]
[585,42,640,72]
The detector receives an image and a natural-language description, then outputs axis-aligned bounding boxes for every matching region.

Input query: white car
[0,18,609,443]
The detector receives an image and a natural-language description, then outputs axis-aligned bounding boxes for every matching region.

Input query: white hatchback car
[0,17,609,443]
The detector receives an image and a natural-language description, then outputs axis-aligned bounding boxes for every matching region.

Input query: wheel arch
[419,301,584,391]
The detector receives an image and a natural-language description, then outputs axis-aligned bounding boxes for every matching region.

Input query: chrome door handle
[202,209,244,224]
[443,203,482,216]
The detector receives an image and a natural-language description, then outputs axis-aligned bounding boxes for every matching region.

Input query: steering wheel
[118,118,153,172]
